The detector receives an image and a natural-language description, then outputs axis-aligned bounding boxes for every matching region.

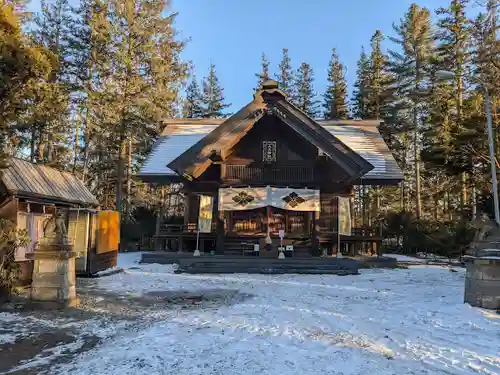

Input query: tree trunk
[433,196,439,221]
[46,130,53,163]
[125,136,133,223]
[447,191,452,221]
[73,118,79,174]
[461,172,468,212]
[116,132,126,214]
[400,181,405,212]
[37,130,45,162]
[471,183,477,220]
[30,127,36,162]
[414,107,422,219]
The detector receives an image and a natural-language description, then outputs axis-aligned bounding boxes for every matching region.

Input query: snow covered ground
[2,253,499,375]
[383,253,428,263]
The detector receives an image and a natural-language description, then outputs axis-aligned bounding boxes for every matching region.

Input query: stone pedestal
[27,242,79,309]
[464,248,500,310]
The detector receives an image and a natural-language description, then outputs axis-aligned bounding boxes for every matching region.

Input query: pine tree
[183,75,203,118]
[275,48,293,97]
[389,3,434,219]
[351,47,370,119]
[29,0,74,167]
[434,0,472,211]
[294,62,318,118]
[255,53,270,91]
[461,0,500,217]
[0,1,54,161]
[101,0,187,214]
[201,63,230,118]
[323,48,348,119]
[68,0,113,180]
[366,30,393,120]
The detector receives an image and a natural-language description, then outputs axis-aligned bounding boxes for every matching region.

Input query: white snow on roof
[139,125,218,176]
[139,123,403,181]
[323,125,388,178]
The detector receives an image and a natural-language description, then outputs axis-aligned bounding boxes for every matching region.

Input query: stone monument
[464,213,500,310]
[28,210,79,308]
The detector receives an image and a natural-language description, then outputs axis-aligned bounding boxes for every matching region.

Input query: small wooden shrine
[138,80,403,257]
[0,158,119,282]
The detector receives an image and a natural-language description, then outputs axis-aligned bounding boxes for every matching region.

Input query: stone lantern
[28,210,79,308]
[464,214,500,310]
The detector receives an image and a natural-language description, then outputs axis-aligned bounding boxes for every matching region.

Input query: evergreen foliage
[0,0,499,251]
[388,3,434,219]
[201,63,230,118]
[183,75,204,118]
[255,52,270,91]
[366,30,394,120]
[351,48,370,119]
[323,48,348,119]
[275,48,294,98]
[294,62,318,118]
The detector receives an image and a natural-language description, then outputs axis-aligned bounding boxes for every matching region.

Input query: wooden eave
[8,190,94,207]
[167,99,267,179]
[269,99,374,181]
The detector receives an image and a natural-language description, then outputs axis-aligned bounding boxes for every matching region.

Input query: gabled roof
[167,81,373,182]
[1,158,98,206]
[137,120,403,184]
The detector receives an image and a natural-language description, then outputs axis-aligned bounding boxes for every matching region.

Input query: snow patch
[116,252,143,269]
[48,258,499,375]
[384,253,427,263]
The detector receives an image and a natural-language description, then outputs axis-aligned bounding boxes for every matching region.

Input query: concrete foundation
[27,244,79,308]
[464,249,500,310]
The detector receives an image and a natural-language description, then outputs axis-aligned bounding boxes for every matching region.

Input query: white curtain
[219,186,320,212]
[338,196,352,235]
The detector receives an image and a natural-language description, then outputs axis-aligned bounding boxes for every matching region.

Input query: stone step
[177,266,358,275]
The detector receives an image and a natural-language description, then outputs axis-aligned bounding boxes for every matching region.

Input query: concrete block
[481,295,500,310]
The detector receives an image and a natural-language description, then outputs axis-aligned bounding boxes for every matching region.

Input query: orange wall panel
[97,211,120,254]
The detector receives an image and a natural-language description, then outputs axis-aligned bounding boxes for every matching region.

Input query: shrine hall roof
[138,119,403,185]
[1,158,98,206]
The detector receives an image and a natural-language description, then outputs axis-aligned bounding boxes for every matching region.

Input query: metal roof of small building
[138,119,403,183]
[1,158,99,206]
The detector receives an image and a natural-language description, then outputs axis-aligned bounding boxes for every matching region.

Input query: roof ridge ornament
[262,79,278,90]
[254,79,287,100]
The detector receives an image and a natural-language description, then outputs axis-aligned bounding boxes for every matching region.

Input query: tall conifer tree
[294,62,318,118]
[100,0,187,214]
[389,3,434,219]
[351,47,371,119]
[366,30,392,120]
[255,53,270,90]
[275,48,294,98]
[323,48,348,119]
[0,1,54,161]
[201,63,230,118]
[434,0,471,210]
[31,0,74,166]
[68,0,112,180]
[183,75,203,118]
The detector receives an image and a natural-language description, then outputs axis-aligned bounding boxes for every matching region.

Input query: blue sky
[29,0,484,111]
[173,0,482,111]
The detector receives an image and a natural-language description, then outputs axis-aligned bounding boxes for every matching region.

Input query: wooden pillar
[154,188,165,251]
[214,190,224,254]
[183,191,191,226]
[311,211,320,256]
